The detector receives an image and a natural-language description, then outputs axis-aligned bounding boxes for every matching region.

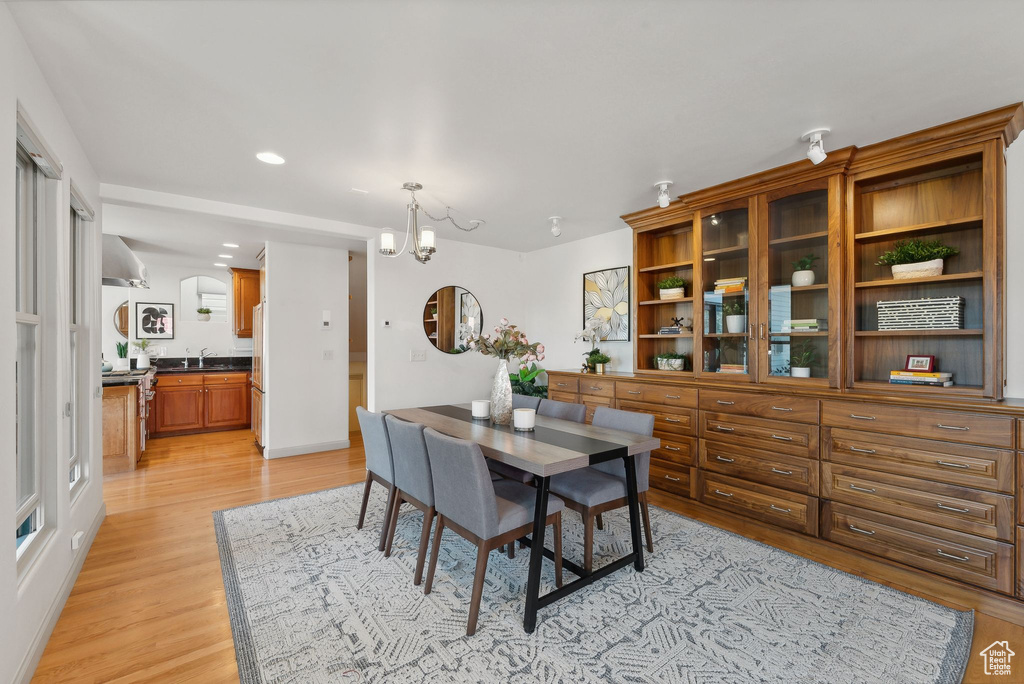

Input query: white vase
[791,367,811,378]
[792,270,816,287]
[659,287,685,300]
[198,312,211,322]
[113,357,130,371]
[726,314,747,334]
[891,258,944,280]
[136,353,151,370]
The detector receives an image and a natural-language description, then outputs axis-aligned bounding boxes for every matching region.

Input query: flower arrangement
[465,317,545,363]
[131,339,151,352]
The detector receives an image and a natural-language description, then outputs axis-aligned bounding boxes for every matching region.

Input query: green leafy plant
[875,239,959,267]
[115,341,128,359]
[430,306,437,315]
[791,340,817,368]
[131,339,151,352]
[654,351,690,371]
[656,276,688,290]
[197,307,212,314]
[791,254,820,271]
[588,352,611,365]
[511,362,549,398]
[722,301,746,316]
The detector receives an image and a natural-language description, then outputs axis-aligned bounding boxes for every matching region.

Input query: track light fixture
[653,181,673,208]
[802,128,830,165]
[549,216,562,238]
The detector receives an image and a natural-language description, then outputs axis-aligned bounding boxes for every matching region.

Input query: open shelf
[704,332,749,338]
[768,230,829,246]
[853,380,984,396]
[702,244,749,258]
[787,283,828,292]
[853,215,983,242]
[639,298,692,306]
[638,260,693,273]
[855,329,982,337]
[770,331,828,337]
[854,271,983,289]
[639,333,692,339]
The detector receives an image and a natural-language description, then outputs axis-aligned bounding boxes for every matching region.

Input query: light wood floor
[31,430,1024,683]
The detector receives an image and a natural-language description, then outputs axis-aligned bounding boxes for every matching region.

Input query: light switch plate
[410,350,427,362]
[323,350,334,361]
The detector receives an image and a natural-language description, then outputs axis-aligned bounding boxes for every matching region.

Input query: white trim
[16,103,62,180]
[69,181,95,221]
[14,503,106,684]
[263,439,351,460]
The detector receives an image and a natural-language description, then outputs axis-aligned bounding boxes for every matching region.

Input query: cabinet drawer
[700,441,818,495]
[616,382,696,408]
[579,379,615,398]
[204,372,249,385]
[698,471,817,535]
[652,436,696,467]
[821,462,1014,541]
[699,389,819,424]
[824,502,1013,594]
[824,428,1014,494]
[548,376,579,394]
[619,400,696,437]
[822,400,1013,448]
[582,395,611,424]
[158,374,204,387]
[547,390,579,404]
[650,463,692,498]
[700,411,819,459]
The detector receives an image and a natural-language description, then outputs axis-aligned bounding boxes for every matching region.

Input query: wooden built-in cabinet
[102,385,142,474]
[231,268,260,338]
[151,372,251,436]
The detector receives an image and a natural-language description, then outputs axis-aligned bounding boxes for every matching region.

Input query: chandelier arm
[382,206,414,259]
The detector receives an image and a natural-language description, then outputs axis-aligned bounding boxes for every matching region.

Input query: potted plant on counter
[575,317,612,372]
[791,254,820,287]
[131,339,152,370]
[654,351,689,371]
[464,318,545,425]
[656,275,688,300]
[876,238,959,280]
[114,341,130,371]
[790,340,816,378]
[723,300,747,334]
[197,307,212,322]
[587,351,611,374]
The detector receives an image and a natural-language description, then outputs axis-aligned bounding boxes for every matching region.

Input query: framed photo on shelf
[136,302,174,339]
[905,355,936,372]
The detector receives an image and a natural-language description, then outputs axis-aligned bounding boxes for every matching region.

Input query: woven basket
[876,296,964,330]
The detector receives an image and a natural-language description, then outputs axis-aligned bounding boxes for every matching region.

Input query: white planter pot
[792,270,816,287]
[198,312,211,321]
[791,367,811,378]
[136,353,151,370]
[891,258,944,280]
[113,357,130,371]
[725,315,747,334]
[659,287,685,300]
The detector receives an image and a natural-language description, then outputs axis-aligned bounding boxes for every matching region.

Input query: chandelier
[378,182,484,263]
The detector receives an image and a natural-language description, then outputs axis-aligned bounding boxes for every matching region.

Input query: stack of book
[714,277,747,294]
[781,318,827,333]
[889,370,954,387]
[658,326,682,335]
[718,363,746,374]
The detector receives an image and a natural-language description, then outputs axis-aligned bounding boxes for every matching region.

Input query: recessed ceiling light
[222,243,239,248]
[349,188,370,195]
[256,151,285,165]
[217,254,233,259]
[214,262,228,267]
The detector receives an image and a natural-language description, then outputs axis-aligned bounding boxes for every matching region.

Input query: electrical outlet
[410,350,427,362]
[323,350,334,361]
[382,319,391,328]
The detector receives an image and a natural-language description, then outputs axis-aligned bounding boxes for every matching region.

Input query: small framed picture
[905,355,936,372]
[136,302,174,339]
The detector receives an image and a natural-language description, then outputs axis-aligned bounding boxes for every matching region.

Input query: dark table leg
[623,454,645,572]
[523,475,550,633]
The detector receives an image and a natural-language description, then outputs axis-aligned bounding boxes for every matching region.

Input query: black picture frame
[582,266,631,342]
[135,302,175,339]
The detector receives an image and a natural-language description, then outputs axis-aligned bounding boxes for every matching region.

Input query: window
[68,206,82,491]
[16,144,42,556]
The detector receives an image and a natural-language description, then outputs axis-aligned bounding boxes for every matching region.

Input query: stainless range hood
[102,234,149,288]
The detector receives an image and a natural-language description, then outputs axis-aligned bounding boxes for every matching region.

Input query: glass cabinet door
[762,180,835,385]
[699,201,754,379]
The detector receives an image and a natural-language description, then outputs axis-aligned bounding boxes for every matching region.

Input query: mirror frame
[114,300,129,339]
[423,285,483,354]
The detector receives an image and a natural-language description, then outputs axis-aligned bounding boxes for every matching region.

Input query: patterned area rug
[214,483,972,683]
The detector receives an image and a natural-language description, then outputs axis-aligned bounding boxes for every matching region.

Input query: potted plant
[722,300,747,334]
[588,351,611,374]
[197,307,212,322]
[574,317,609,372]
[511,362,548,398]
[656,276,688,300]
[790,340,816,378]
[654,351,689,371]
[791,254,820,287]
[876,238,959,280]
[430,306,438,320]
[132,339,152,370]
[463,318,544,425]
[114,341,130,371]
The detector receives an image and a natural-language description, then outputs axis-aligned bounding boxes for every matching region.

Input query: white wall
[369,237,526,410]
[263,242,350,457]
[0,6,105,683]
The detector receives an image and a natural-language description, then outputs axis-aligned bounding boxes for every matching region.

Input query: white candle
[514,408,536,431]
[472,399,491,419]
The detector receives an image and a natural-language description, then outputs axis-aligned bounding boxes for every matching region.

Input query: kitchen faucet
[182,347,190,369]
[199,348,217,368]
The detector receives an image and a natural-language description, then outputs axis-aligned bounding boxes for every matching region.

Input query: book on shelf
[658,327,682,335]
[715,286,746,294]
[781,318,828,333]
[715,277,747,285]
[890,370,952,379]
[717,364,747,374]
[889,378,954,387]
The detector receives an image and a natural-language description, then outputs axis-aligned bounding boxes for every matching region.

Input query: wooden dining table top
[384,404,660,477]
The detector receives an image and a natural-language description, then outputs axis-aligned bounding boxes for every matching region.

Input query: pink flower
[538,354,545,361]
[520,363,527,370]
[500,317,509,326]
[527,354,536,362]
[521,336,528,344]
[483,334,490,340]
[537,344,545,353]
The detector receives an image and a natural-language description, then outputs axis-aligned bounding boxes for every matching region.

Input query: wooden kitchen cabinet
[231,268,260,338]
[151,372,251,435]
[102,385,141,474]
[152,384,205,433]
[205,383,249,428]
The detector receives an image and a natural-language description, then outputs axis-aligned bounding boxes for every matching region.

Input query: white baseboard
[17,501,106,684]
[263,439,351,459]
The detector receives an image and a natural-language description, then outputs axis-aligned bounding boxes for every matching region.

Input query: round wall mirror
[114,301,129,339]
[423,286,482,354]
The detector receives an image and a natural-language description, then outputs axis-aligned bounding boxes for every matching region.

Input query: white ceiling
[10,1,1024,251]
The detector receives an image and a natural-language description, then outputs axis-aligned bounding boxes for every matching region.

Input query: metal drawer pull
[937,424,970,431]
[770,406,793,412]
[589,386,603,390]
[664,418,681,423]
[936,549,970,562]
[556,382,568,386]
[936,460,969,469]
[850,446,876,454]
[627,390,642,395]
[849,484,876,493]
[769,504,792,514]
[716,400,735,405]
[716,456,735,463]
[770,468,793,475]
[771,434,793,442]
[714,489,733,498]
[849,414,876,420]
[848,525,875,536]
[715,425,734,432]
[664,446,681,452]
[665,395,681,399]
[937,502,970,513]
[664,475,681,482]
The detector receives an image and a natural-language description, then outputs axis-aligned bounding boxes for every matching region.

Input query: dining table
[384,403,660,633]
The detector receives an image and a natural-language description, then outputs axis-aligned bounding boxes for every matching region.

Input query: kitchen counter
[154,365,251,375]
[102,369,157,386]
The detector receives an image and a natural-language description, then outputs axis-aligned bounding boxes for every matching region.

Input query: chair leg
[467,544,490,636]
[384,490,402,557]
[584,511,594,575]
[424,515,445,595]
[553,513,563,588]
[356,471,372,529]
[640,492,654,553]
[414,507,435,586]
[508,542,515,560]
[595,513,604,531]
[378,484,397,552]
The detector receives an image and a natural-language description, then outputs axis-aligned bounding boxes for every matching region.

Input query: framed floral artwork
[583,266,630,341]
[135,302,174,339]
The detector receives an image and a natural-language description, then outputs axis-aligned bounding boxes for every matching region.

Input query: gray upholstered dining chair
[355,406,397,553]
[512,394,542,411]
[422,428,564,636]
[537,398,587,423]
[548,406,655,573]
[382,415,436,585]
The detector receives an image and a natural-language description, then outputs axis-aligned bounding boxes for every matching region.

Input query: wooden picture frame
[904,354,936,372]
